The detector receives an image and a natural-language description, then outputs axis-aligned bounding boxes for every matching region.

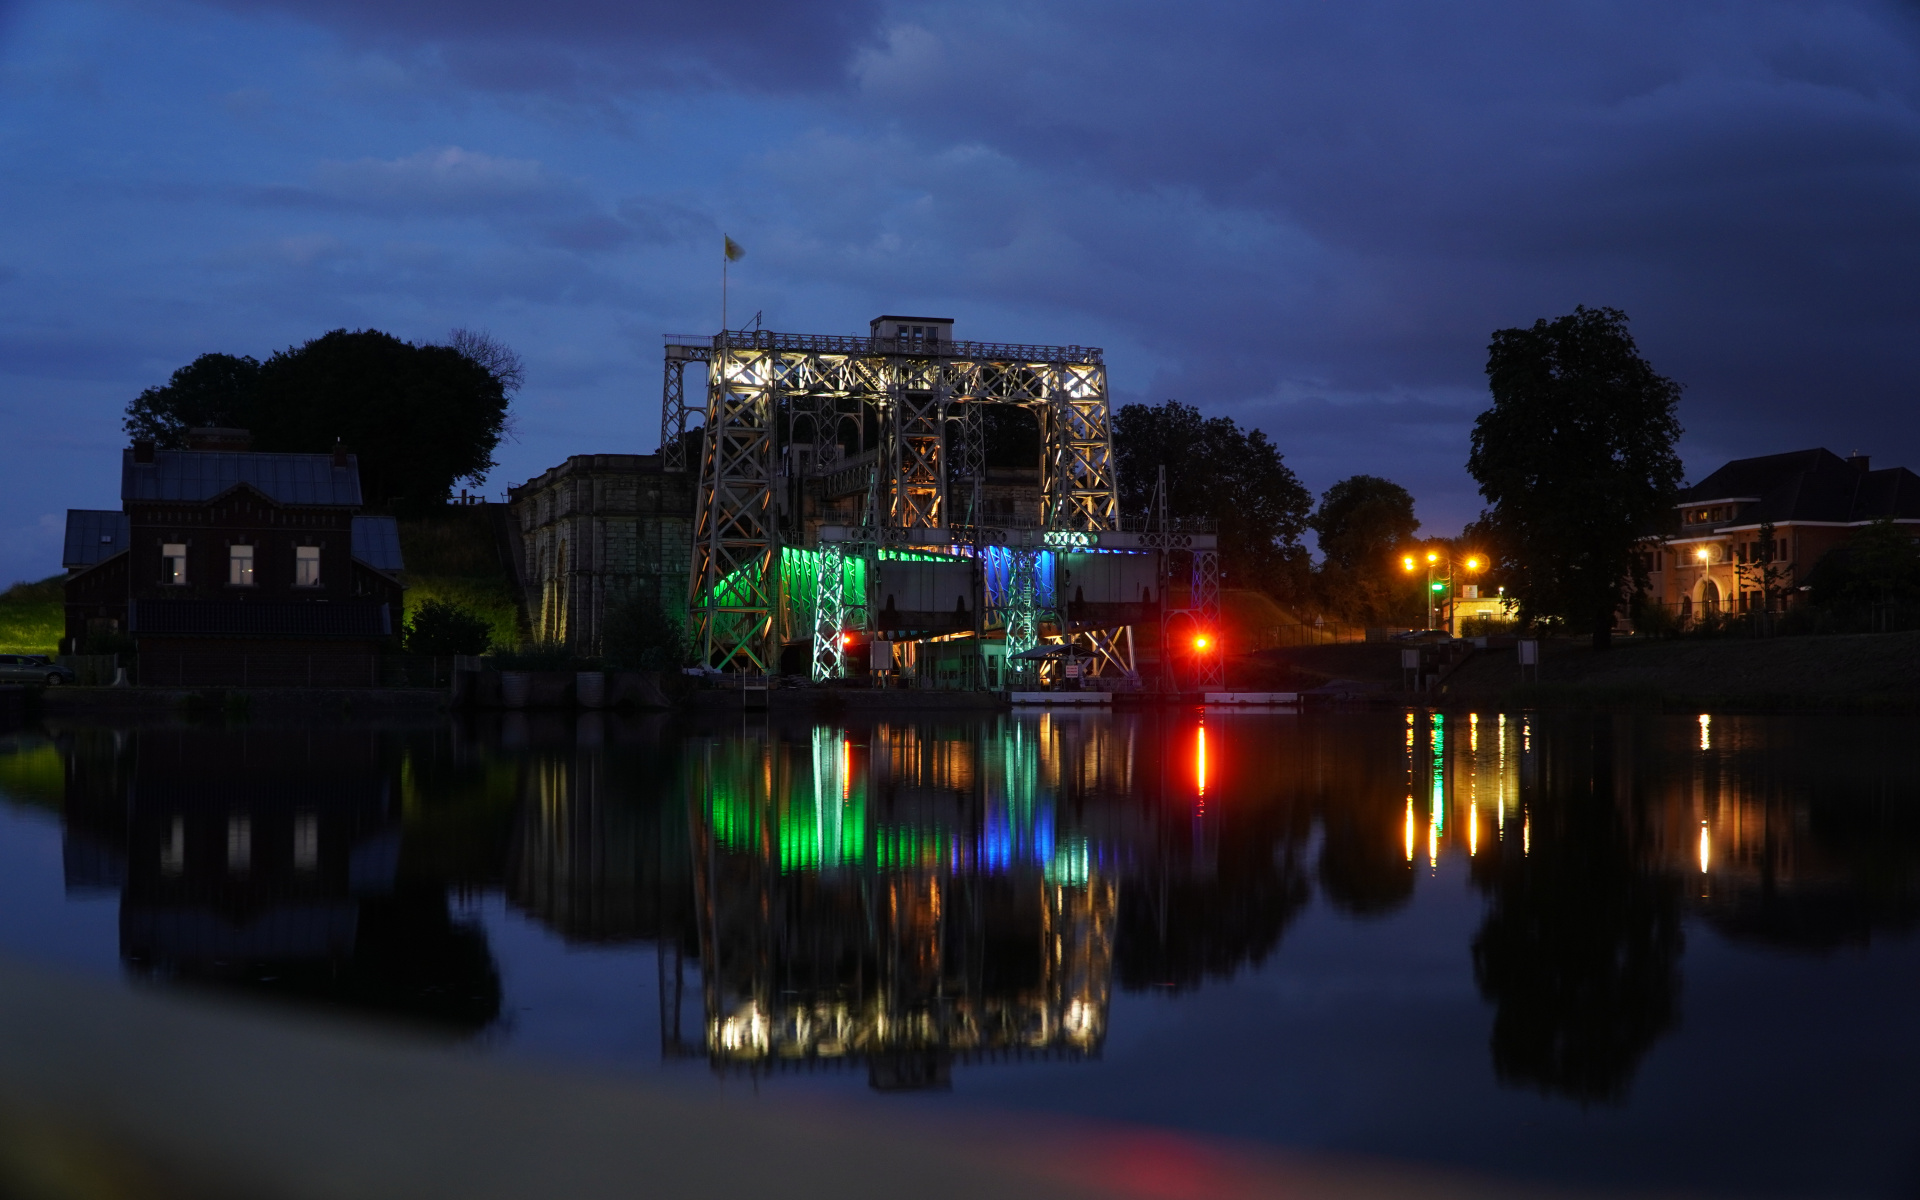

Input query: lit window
[229,544,255,586]
[161,816,184,875]
[162,543,187,585]
[295,545,321,587]
[227,816,251,873]
[293,812,318,871]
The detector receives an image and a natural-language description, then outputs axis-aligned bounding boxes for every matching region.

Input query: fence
[133,654,466,688]
[56,654,119,685]
[1633,598,1920,639]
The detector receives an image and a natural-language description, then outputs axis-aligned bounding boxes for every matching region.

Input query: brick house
[1645,448,1920,619]
[63,429,406,685]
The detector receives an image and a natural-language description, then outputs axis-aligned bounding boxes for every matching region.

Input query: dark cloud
[197,0,885,91]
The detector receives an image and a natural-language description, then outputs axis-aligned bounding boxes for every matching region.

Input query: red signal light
[841,633,854,646]
[1193,635,1210,651]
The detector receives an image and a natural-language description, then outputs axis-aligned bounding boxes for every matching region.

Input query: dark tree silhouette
[124,328,516,511]
[1468,306,1683,648]
[1470,717,1683,1103]
[1113,400,1313,599]
[1310,475,1422,625]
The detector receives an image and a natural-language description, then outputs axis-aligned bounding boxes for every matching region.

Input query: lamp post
[1402,549,1485,634]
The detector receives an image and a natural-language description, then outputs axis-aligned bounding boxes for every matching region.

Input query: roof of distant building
[63,510,129,568]
[122,448,362,507]
[350,516,405,573]
[1677,449,1920,526]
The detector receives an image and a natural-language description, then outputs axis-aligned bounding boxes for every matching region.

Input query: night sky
[4,0,1919,584]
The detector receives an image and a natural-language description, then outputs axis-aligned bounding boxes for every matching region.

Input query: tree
[404,599,494,656]
[1310,475,1421,625]
[1470,718,1682,1103]
[601,592,689,669]
[1805,518,1920,610]
[124,328,517,511]
[124,353,262,445]
[1113,401,1313,599]
[1467,307,1683,649]
[1733,520,1795,617]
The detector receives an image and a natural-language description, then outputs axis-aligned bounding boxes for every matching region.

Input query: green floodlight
[1430,581,1447,593]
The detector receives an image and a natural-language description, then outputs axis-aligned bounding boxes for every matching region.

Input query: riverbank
[1436,630,1920,710]
[35,686,452,721]
[0,954,1579,1200]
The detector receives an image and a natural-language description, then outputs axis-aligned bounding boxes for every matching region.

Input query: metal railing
[666,331,1103,365]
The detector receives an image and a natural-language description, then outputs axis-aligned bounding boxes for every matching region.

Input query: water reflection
[61,727,501,1030]
[13,709,1920,1104]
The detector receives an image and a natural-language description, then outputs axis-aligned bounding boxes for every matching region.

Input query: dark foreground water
[2,708,1918,1196]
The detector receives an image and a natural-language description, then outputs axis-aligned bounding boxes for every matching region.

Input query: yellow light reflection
[1470,803,1478,856]
[1698,713,1712,751]
[1404,797,1415,861]
[1428,818,1438,869]
[1523,814,1530,855]
[841,738,852,801]
[1699,822,1711,873]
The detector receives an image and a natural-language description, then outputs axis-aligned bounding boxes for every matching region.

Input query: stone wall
[509,455,694,656]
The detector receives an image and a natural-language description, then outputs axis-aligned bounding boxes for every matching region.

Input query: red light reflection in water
[1195,723,1208,808]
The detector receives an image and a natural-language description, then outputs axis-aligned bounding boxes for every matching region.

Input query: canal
[1,709,1916,1196]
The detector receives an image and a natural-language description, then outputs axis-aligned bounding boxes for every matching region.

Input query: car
[0,654,76,685]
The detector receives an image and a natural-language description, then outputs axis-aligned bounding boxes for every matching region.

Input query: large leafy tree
[1468,307,1683,648]
[125,328,518,511]
[1310,475,1421,625]
[1112,400,1313,599]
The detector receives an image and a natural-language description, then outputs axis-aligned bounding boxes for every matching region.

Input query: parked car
[0,655,75,685]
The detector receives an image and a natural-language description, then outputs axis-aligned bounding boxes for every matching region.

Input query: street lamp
[1403,548,1486,633]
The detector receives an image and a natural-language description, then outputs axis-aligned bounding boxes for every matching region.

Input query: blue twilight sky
[4,0,1920,584]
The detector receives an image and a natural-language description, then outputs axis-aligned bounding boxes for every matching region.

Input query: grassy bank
[1441,631,1920,710]
[0,577,61,654]
[396,507,525,651]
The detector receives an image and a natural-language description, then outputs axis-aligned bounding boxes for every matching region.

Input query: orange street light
[1426,551,1439,565]
[1465,556,1483,572]
[1402,555,1417,572]
[1694,547,1710,563]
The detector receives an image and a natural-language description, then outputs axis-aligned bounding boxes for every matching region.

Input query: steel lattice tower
[664,326,1120,671]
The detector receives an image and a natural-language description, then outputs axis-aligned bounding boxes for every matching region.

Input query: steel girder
[809,540,848,682]
[690,344,779,670]
[1192,548,1223,689]
[675,332,1119,673]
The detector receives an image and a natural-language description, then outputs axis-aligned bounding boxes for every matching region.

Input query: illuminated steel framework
[666,329,1123,671]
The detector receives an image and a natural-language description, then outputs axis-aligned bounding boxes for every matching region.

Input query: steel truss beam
[670,330,1118,673]
[1072,626,1136,678]
[689,342,778,670]
[809,540,847,682]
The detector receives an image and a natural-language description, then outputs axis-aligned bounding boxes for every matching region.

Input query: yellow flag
[724,235,744,262]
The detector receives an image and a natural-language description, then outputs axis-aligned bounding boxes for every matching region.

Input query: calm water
[2,709,1918,1196]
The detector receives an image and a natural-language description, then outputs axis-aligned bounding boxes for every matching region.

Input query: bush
[0,575,63,654]
[490,642,576,670]
[602,593,689,670]
[404,599,493,656]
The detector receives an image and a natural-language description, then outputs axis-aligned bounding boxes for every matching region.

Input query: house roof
[1677,449,1920,526]
[128,600,392,638]
[123,449,363,507]
[350,516,405,573]
[63,510,130,568]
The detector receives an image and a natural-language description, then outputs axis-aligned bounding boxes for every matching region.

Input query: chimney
[132,439,155,464]
[186,427,252,451]
[1849,451,1871,472]
[332,439,349,469]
